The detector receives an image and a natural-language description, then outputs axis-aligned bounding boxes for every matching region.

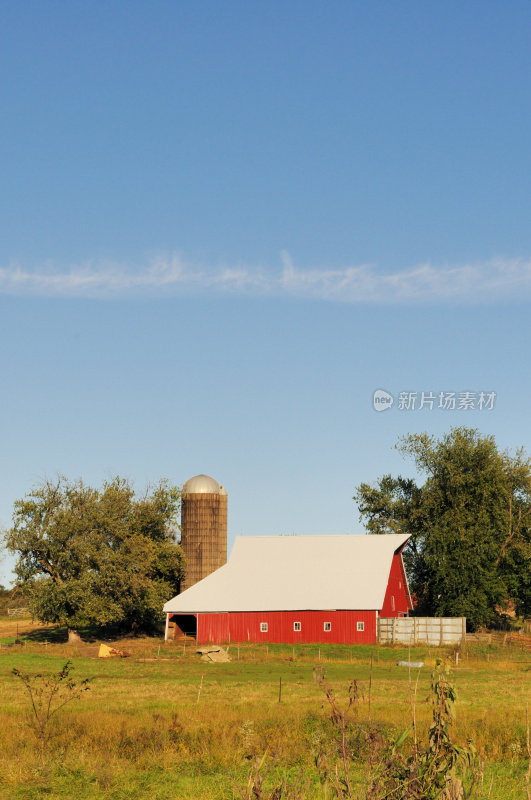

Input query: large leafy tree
[355,428,531,629]
[4,476,184,634]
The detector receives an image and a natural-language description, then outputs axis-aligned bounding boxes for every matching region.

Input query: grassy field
[0,618,529,799]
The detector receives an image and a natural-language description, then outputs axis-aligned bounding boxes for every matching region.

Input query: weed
[12,660,90,763]
[317,679,361,798]
[368,663,479,799]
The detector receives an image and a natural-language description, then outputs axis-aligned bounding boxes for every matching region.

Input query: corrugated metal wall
[378,616,466,645]
[196,609,377,645]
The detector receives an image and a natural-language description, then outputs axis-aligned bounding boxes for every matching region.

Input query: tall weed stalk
[368,662,479,799]
[12,660,90,764]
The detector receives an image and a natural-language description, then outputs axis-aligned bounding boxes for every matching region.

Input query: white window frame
[323,621,331,632]
[260,622,268,633]
[293,621,301,632]
[357,621,365,632]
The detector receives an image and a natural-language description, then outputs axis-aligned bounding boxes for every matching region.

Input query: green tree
[355,428,531,629]
[4,476,184,636]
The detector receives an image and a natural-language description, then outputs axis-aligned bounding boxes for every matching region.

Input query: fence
[7,607,29,618]
[378,616,466,646]
[465,630,531,651]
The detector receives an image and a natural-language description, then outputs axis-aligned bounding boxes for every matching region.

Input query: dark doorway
[171,614,197,640]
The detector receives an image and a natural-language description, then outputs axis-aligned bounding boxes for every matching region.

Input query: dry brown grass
[0,631,529,799]
[0,615,53,639]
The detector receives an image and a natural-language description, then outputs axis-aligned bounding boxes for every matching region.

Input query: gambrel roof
[163,533,410,614]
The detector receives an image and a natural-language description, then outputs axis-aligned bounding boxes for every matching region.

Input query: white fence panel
[378,617,466,646]
[7,607,29,618]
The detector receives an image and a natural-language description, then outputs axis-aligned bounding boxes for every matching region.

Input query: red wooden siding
[379,552,411,617]
[196,609,377,645]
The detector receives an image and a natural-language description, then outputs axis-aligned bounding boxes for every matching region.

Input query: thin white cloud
[280,251,531,303]
[0,253,530,303]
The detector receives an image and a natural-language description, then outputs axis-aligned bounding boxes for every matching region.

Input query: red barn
[163,534,412,645]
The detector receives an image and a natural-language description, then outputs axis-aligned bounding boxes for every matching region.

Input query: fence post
[440,617,443,646]
[393,616,397,645]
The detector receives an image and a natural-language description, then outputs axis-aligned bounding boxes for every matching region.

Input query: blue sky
[1,2,530,584]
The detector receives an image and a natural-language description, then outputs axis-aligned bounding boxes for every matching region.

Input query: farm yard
[3,0,531,794]
[0,618,529,799]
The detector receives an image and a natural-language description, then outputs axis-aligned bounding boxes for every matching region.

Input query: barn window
[357,621,365,632]
[293,621,301,631]
[323,622,331,632]
[260,622,268,632]
[398,580,402,589]
[391,595,395,611]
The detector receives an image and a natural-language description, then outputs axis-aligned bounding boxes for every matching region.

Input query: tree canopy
[355,428,531,629]
[4,476,184,633]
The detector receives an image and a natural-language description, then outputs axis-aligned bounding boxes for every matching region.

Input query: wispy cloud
[1,252,530,303]
[280,252,531,303]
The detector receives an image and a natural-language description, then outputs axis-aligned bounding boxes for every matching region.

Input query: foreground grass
[0,628,529,798]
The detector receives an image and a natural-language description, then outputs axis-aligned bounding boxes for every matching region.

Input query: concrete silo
[180,474,227,591]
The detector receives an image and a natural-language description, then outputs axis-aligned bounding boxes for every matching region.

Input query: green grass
[0,632,529,799]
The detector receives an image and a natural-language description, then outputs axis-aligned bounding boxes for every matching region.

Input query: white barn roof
[164,533,410,614]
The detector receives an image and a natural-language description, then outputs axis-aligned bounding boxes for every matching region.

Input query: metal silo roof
[182,474,226,495]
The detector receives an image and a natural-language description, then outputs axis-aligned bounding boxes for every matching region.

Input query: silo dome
[183,474,226,495]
